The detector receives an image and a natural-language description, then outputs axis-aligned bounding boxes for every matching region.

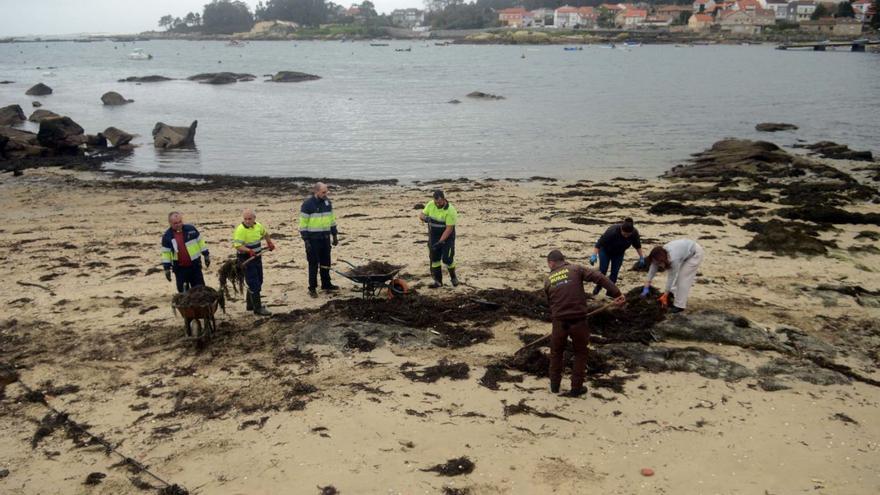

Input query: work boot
[252,293,272,316]
[308,288,318,299]
[322,283,340,292]
[562,386,588,398]
[429,267,442,289]
[245,290,254,311]
[550,381,560,394]
[448,268,459,287]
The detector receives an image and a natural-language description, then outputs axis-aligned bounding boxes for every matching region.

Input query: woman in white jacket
[641,239,704,313]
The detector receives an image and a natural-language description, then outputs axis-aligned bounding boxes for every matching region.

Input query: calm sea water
[1,40,878,180]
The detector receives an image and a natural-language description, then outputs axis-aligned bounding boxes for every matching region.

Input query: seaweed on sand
[421,457,475,476]
[402,359,470,383]
[171,286,225,312]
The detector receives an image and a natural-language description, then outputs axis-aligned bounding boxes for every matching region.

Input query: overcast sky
[0,0,423,36]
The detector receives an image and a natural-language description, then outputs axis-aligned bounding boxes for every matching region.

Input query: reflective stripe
[445,262,456,269]
[431,261,442,268]
[299,210,337,233]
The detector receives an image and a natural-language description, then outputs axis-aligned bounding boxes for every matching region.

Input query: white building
[787,0,816,22]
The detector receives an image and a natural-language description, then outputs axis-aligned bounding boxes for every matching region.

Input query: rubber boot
[550,381,560,394]
[246,290,254,311]
[429,267,442,289]
[253,293,271,316]
[448,268,459,287]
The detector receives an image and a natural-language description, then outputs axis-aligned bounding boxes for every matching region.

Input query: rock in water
[101,91,134,105]
[37,116,85,153]
[152,121,197,149]
[32,101,42,108]
[188,72,256,84]
[103,126,134,147]
[756,122,798,132]
[28,109,59,123]
[25,83,53,96]
[0,104,26,126]
[266,71,321,83]
[466,91,505,100]
[118,75,172,83]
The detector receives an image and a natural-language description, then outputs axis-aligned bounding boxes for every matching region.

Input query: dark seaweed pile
[348,261,402,276]
[421,457,475,476]
[171,286,225,312]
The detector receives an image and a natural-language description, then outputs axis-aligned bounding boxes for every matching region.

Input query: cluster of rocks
[116,71,320,85]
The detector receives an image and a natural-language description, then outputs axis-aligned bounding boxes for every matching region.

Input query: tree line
[160,0,880,33]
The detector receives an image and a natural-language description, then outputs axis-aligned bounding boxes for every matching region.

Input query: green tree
[254,0,328,27]
[810,3,830,20]
[158,15,174,30]
[360,0,378,18]
[202,0,255,34]
[835,1,855,17]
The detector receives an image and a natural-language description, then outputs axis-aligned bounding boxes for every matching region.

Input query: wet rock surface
[266,71,321,82]
[466,91,505,100]
[118,75,173,83]
[0,104,26,126]
[28,109,59,123]
[103,126,134,147]
[188,72,256,84]
[152,121,197,149]
[25,83,53,96]
[101,91,134,105]
[797,141,874,162]
[756,122,798,132]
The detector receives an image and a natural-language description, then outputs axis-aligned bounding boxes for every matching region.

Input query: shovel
[514,300,619,354]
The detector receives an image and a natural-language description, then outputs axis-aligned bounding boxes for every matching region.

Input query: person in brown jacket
[544,250,625,397]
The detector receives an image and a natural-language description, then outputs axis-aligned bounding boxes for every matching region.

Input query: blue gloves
[640,286,650,298]
[589,253,598,266]
[638,256,645,268]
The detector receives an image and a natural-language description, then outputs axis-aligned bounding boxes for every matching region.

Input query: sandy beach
[1,142,879,494]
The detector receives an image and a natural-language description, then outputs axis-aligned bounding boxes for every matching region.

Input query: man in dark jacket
[160,211,209,293]
[299,182,339,298]
[589,218,645,295]
[544,249,624,397]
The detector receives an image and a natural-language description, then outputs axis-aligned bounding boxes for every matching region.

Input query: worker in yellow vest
[418,190,459,288]
[232,208,275,316]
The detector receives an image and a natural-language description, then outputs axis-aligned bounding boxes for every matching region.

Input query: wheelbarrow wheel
[387,278,409,299]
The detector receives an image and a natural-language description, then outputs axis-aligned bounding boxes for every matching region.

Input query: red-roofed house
[600,3,626,11]
[498,7,530,27]
[732,0,762,12]
[617,8,648,27]
[578,6,599,27]
[345,5,361,17]
[555,5,596,28]
[693,0,716,14]
[643,14,675,27]
[688,12,715,30]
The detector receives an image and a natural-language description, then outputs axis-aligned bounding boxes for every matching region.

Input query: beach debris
[502,399,571,421]
[743,219,834,256]
[101,91,134,105]
[266,71,321,83]
[103,126,134,147]
[25,83,53,96]
[640,468,655,477]
[218,257,245,297]
[478,365,523,390]
[118,75,172,83]
[153,121,197,149]
[0,104,26,126]
[442,488,471,495]
[421,457,475,476]
[466,91,504,100]
[831,412,858,425]
[171,286,225,313]
[28,109,59,123]
[402,359,469,383]
[158,484,189,495]
[0,469,9,479]
[343,331,376,352]
[755,122,798,132]
[84,472,106,485]
[318,485,339,495]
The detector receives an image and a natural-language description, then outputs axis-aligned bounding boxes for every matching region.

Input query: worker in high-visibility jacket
[419,189,459,288]
[232,208,275,316]
[299,182,339,298]
[160,211,209,293]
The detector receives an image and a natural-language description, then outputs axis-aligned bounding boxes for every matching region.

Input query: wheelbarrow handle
[240,251,267,268]
[337,259,357,269]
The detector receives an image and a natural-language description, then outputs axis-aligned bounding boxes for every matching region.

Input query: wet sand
[1,152,879,494]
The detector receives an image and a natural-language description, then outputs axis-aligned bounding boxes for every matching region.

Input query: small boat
[226,39,246,47]
[623,41,641,47]
[395,47,411,52]
[127,48,153,60]
[370,43,389,46]
[563,46,583,51]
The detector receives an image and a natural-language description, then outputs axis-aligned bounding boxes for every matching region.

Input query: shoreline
[1,138,879,494]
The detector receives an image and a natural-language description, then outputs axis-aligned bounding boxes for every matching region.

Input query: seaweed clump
[421,457,475,476]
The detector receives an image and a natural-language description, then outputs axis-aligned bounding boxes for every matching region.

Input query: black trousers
[428,233,455,270]
[238,254,263,294]
[173,264,205,293]
[306,237,332,289]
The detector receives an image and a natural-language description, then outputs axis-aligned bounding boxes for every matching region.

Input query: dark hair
[621,217,635,234]
[433,189,445,200]
[547,249,565,262]
[648,246,667,263]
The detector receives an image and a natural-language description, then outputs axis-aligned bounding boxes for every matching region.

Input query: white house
[786,0,816,22]
[764,0,789,21]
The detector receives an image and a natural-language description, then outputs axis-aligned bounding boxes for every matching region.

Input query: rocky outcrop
[28,109,59,123]
[266,71,321,83]
[0,105,26,126]
[118,75,172,83]
[756,122,798,132]
[152,121,197,149]
[101,91,134,105]
[37,116,85,153]
[188,72,256,84]
[103,126,134,147]
[797,141,874,162]
[467,91,505,100]
[25,83,53,96]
